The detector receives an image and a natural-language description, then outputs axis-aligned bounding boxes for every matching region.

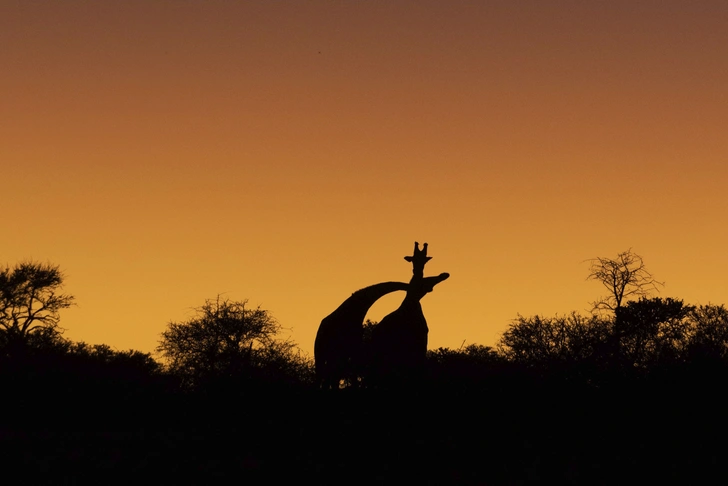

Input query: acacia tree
[157,297,312,390]
[0,261,74,347]
[586,249,664,313]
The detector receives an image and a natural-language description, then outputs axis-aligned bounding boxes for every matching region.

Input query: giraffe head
[410,273,450,298]
[410,272,450,299]
[404,241,432,278]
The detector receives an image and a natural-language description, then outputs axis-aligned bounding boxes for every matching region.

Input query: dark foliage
[613,297,694,369]
[496,298,728,390]
[498,312,611,365]
[0,333,166,429]
[687,303,728,363]
[426,344,505,391]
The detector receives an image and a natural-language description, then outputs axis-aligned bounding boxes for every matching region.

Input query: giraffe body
[314,281,408,389]
[371,272,450,386]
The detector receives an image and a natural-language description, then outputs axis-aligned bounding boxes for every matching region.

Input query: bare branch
[585,249,664,314]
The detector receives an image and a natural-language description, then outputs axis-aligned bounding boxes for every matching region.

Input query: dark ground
[2,380,725,485]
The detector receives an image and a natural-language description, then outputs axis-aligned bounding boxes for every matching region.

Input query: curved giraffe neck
[346,281,409,309]
[323,281,409,324]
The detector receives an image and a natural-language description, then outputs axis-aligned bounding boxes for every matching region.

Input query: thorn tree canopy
[0,261,74,343]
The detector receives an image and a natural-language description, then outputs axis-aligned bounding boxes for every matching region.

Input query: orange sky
[3,1,728,356]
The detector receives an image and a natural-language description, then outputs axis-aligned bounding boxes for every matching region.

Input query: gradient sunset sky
[3,1,727,356]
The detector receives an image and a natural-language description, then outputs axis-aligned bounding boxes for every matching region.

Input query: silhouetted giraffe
[314,281,409,390]
[371,242,449,386]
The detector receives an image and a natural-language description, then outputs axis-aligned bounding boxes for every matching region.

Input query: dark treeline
[2,259,728,484]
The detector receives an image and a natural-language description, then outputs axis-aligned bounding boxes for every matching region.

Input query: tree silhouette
[497,313,611,366]
[688,304,728,363]
[586,249,664,313]
[157,296,312,390]
[609,297,694,375]
[0,261,74,350]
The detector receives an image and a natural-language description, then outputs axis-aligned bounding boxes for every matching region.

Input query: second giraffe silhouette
[371,242,449,386]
